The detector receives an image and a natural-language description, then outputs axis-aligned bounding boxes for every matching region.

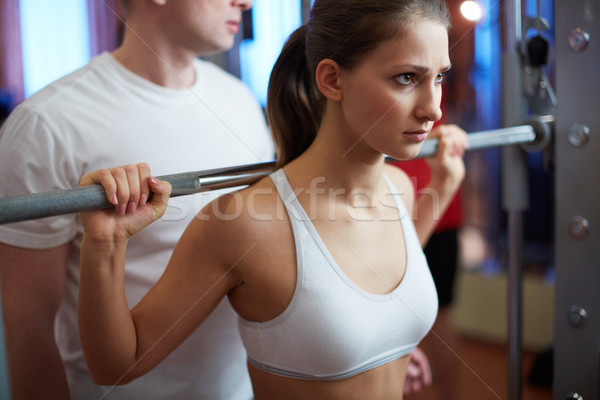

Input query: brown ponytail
[266,26,323,167]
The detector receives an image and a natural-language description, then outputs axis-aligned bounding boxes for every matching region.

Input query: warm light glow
[460,1,484,22]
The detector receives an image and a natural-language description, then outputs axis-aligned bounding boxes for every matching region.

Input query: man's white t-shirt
[0,52,274,399]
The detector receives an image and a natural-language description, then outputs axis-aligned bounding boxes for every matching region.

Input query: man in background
[0,1,273,398]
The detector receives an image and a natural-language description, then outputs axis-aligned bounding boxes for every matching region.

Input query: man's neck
[112,34,197,89]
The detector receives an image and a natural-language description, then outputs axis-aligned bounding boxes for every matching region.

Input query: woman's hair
[267,0,450,166]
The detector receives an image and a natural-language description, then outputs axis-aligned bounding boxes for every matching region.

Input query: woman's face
[337,19,450,161]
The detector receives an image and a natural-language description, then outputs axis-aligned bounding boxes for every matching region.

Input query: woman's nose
[415,85,443,122]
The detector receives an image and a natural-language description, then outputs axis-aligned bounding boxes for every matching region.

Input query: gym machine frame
[553,0,599,399]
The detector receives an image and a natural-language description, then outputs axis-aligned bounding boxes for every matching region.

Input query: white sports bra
[238,169,438,381]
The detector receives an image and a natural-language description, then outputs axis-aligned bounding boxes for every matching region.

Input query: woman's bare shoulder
[171,176,286,275]
[196,176,284,242]
[383,163,416,213]
[383,163,414,193]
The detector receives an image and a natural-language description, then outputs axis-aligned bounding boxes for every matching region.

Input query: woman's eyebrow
[392,64,429,72]
[391,63,453,73]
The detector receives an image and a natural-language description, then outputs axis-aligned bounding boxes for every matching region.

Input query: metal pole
[502,0,528,399]
[417,125,535,156]
[506,204,525,400]
[0,161,277,225]
[0,125,539,226]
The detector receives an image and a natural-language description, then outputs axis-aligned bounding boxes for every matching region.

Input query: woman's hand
[412,124,468,245]
[79,163,171,243]
[403,347,432,395]
[426,124,468,192]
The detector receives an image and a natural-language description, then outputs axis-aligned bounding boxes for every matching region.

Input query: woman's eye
[435,72,446,83]
[395,74,414,85]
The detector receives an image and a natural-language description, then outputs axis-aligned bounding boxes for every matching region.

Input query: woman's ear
[315,59,343,102]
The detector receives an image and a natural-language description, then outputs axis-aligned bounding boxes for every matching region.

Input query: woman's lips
[403,131,429,142]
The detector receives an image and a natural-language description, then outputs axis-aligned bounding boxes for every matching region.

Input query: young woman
[78,0,467,398]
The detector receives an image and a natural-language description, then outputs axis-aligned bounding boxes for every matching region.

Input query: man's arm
[0,242,70,400]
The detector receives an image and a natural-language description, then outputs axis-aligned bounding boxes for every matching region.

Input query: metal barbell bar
[0,121,548,225]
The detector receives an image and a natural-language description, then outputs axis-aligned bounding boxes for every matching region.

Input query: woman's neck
[286,120,387,194]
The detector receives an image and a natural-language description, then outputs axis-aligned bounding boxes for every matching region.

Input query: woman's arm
[79,235,139,384]
[78,163,170,384]
[77,164,242,385]
[413,124,467,246]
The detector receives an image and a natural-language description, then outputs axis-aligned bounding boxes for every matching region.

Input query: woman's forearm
[413,178,459,247]
[78,237,140,385]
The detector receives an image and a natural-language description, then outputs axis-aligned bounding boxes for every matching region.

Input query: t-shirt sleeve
[0,106,79,249]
